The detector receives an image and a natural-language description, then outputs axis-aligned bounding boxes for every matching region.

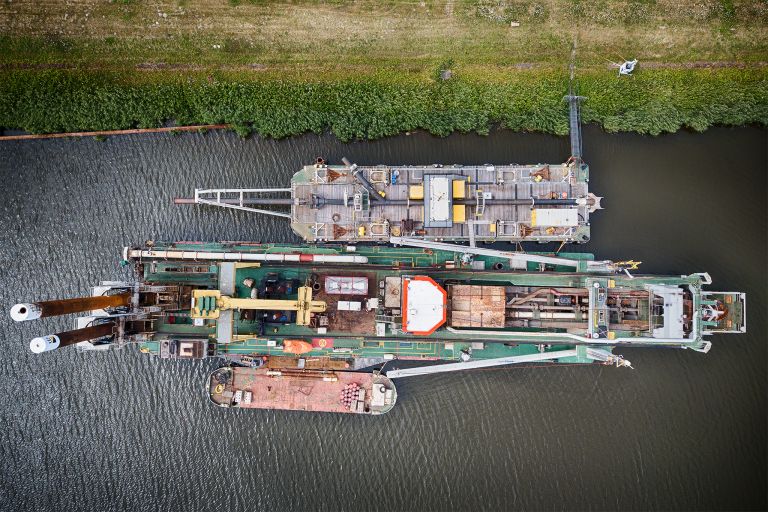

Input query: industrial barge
[178,158,601,244]
[12,242,745,414]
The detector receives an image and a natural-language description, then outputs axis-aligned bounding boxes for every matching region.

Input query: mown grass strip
[1,68,765,139]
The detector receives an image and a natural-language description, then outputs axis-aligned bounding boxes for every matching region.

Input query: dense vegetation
[1,68,766,139]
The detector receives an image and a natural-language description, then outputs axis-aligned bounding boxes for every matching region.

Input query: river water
[0,126,765,511]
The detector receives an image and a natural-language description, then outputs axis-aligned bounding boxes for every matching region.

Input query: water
[1,126,765,511]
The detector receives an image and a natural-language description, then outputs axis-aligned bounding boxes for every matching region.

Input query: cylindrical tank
[11,293,131,322]
[29,321,116,354]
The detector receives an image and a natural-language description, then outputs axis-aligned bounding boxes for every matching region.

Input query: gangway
[565,94,584,161]
[564,40,585,161]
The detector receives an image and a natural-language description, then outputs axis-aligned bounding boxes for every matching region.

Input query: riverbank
[1,1,766,138]
[1,67,766,139]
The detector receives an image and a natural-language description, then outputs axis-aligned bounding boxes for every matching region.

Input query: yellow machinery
[191,287,326,326]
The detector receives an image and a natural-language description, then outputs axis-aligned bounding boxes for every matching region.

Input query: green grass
[1,68,765,138]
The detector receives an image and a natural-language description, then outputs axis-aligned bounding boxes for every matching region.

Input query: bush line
[1,68,765,139]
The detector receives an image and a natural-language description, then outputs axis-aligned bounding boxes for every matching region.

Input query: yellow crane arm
[191,287,326,326]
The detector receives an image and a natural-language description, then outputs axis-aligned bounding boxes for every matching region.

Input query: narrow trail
[1,61,766,72]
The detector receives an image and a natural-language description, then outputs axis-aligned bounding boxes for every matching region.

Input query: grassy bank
[2,1,767,68]
[1,1,767,138]
[1,68,766,139]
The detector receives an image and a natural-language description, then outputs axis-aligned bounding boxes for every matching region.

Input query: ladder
[375,314,399,324]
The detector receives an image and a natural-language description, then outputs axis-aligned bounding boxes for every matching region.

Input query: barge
[209,366,396,415]
[177,158,601,244]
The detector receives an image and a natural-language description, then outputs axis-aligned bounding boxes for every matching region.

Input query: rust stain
[0,124,231,141]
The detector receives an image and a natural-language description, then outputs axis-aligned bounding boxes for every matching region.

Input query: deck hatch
[423,175,454,228]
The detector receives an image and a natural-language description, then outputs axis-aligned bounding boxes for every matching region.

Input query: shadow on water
[0,125,765,511]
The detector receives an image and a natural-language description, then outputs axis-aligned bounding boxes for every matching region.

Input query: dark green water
[1,126,765,511]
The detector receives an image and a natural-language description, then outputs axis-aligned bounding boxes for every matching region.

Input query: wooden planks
[449,285,506,328]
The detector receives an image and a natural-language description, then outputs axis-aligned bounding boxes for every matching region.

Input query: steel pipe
[11,293,131,322]
[30,321,116,354]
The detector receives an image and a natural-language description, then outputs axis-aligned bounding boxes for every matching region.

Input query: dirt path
[2,61,766,73]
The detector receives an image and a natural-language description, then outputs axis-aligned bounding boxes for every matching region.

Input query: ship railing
[312,165,337,184]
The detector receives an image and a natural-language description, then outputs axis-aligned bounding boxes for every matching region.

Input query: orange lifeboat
[282,339,313,354]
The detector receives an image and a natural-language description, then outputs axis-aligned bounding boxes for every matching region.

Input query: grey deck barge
[290,161,600,243]
[190,160,601,244]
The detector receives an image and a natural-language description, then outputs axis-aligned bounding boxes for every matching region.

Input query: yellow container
[453,205,466,223]
[409,184,424,200]
[452,179,466,199]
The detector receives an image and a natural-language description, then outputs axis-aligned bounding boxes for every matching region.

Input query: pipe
[378,198,579,206]
[386,349,580,378]
[347,160,385,202]
[353,170,384,202]
[124,248,368,264]
[444,327,689,345]
[388,236,584,270]
[29,321,116,354]
[11,293,131,322]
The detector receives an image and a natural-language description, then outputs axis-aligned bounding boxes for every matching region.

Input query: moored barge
[179,159,601,245]
[209,366,396,415]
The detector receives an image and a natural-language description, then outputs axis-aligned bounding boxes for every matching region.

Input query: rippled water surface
[1,126,765,511]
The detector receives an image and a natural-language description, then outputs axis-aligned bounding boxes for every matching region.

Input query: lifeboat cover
[283,339,313,354]
[402,276,447,335]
